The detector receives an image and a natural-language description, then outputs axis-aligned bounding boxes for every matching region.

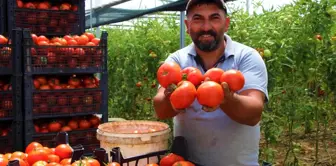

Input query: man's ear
[184,19,190,34]
[224,17,230,32]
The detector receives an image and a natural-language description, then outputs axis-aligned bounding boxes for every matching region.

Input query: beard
[192,30,221,52]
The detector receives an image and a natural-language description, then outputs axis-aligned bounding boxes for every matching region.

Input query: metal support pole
[179,11,185,49]
[246,0,252,15]
[90,0,93,29]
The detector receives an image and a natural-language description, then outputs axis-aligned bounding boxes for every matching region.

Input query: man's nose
[202,20,212,31]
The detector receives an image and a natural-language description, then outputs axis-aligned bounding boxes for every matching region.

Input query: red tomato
[27,149,49,165]
[24,2,35,9]
[47,154,60,163]
[54,144,72,160]
[160,153,185,166]
[76,35,89,45]
[106,162,120,166]
[48,78,60,87]
[60,3,71,10]
[36,76,47,85]
[39,85,51,90]
[85,158,100,166]
[172,161,195,166]
[61,126,72,132]
[220,69,245,92]
[68,76,81,87]
[90,38,100,45]
[196,81,224,109]
[83,96,93,105]
[203,68,224,83]
[37,36,49,43]
[25,142,43,153]
[170,81,197,109]
[16,0,23,8]
[0,157,9,166]
[157,62,183,88]
[67,39,77,46]
[48,121,62,132]
[181,67,204,86]
[89,115,100,126]
[84,32,95,41]
[67,120,78,130]
[79,119,91,129]
[0,35,8,44]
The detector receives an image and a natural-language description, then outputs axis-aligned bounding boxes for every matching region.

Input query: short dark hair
[186,0,228,15]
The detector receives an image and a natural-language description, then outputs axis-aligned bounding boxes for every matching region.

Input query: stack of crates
[0,29,23,153]
[1,0,109,154]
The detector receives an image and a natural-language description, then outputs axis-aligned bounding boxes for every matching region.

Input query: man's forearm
[219,93,264,126]
[153,92,178,120]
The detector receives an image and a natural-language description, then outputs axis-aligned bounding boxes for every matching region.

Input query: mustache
[197,30,217,37]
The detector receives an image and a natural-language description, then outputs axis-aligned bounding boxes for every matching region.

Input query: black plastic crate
[0,75,23,122]
[7,0,85,36]
[0,0,6,35]
[24,116,106,154]
[0,29,23,75]
[24,73,108,120]
[109,136,204,166]
[22,29,108,74]
[0,121,23,153]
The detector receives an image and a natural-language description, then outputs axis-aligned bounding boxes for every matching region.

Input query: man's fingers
[221,82,231,96]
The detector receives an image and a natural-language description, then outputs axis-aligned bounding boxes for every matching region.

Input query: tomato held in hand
[197,81,224,109]
[170,81,197,110]
[203,68,225,83]
[181,67,204,87]
[157,62,182,88]
[160,153,185,166]
[220,69,245,92]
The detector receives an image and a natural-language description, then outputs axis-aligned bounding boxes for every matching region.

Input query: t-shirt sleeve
[237,50,269,102]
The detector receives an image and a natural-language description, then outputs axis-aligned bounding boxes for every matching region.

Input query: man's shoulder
[231,40,256,54]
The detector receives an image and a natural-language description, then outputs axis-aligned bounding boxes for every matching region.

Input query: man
[153,0,269,165]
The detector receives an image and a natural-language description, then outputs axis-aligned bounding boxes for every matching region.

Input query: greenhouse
[0,0,335,165]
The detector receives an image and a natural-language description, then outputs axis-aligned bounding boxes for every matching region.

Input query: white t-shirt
[165,34,269,166]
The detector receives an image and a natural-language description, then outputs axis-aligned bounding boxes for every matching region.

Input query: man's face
[185,3,229,52]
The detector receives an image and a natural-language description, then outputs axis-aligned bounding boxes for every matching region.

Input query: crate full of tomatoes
[25,115,103,154]
[24,73,108,119]
[0,122,15,154]
[6,0,85,36]
[23,29,108,74]
[0,75,23,121]
[0,29,23,75]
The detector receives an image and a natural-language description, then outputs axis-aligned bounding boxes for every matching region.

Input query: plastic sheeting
[84,0,237,29]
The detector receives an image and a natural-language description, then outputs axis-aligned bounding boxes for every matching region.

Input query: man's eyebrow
[210,13,221,17]
[192,13,202,18]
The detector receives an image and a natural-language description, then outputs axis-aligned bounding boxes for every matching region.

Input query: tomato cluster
[0,35,12,68]
[33,75,99,90]
[143,153,194,166]
[29,33,103,69]
[157,62,245,111]
[14,1,79,34]
[32,92,101,115]
[34,115,101,134]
